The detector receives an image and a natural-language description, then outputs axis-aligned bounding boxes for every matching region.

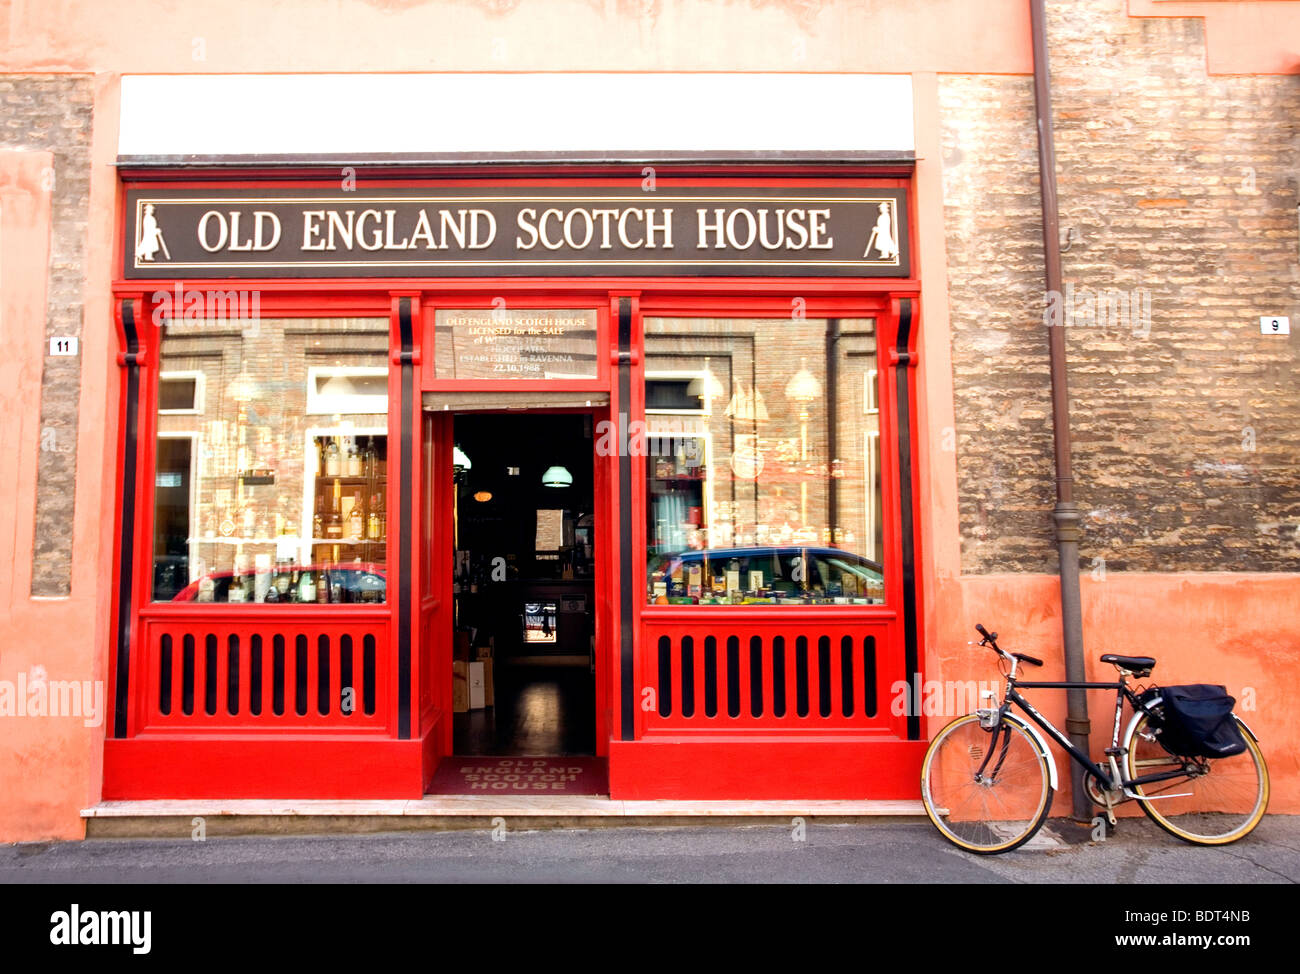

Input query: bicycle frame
[996,674,1196,798]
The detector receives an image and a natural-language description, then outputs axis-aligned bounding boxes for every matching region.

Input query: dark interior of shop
[451,412,596,756]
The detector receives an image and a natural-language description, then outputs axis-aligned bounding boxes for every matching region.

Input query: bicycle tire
[1126,704,1269,845]
[921,712,1055,855]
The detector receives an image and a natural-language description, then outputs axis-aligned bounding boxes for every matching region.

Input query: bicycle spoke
[1127,712,1267,843]
[922,716,1051,853]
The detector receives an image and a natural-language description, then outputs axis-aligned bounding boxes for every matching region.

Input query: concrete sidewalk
[3,815,1297,883]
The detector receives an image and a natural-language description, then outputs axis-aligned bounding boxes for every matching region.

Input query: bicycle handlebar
[974,623,1043,668]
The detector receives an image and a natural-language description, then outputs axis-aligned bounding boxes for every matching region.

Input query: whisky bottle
[363,437,377,479]
[367,492,382,540]
[326,485,343,539]
[298,569,316,604]
[324,438,341,476]
[274,560,292,599]
[348,492,364,539]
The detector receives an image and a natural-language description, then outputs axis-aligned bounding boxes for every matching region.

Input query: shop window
[644,317,884,606]
[150,316,390,604]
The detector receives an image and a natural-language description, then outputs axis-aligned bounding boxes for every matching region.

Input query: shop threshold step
[82,798,927,836]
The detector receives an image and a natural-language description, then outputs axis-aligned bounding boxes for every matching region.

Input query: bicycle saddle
[1100,653,1155,674]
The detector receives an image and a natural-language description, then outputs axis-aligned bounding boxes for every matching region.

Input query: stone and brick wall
[942,0,1300,574]
[0,76,93,595]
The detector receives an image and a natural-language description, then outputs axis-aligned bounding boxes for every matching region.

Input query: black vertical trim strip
[893,299,920,740]
[397,297,414,740]
[113,300,141,739]
[618,298,635,741]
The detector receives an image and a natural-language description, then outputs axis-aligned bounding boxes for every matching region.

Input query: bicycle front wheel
[921,713,1054,855]
[1127,707,1269,845]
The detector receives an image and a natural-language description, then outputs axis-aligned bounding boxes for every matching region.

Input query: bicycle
[919,623,1269,854]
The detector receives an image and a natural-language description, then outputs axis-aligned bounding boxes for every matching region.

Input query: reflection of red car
[171,564,387,604]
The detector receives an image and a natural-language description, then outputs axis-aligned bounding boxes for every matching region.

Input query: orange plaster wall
[0,151,90,840]
[1129,0,1300,75]
[0,75,120,842]
[922,574,1300,812]
[1,0,1032,75]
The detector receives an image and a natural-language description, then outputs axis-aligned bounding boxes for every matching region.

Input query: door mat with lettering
[428,756,609,796]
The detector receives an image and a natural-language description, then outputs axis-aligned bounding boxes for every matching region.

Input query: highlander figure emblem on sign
[135,202,170,262]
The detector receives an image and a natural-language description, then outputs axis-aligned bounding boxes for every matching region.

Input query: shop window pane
[149,316,390,604]
[644,317,885,607]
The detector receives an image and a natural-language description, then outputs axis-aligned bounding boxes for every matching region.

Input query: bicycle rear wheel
[921,713,1054,854]
[1126,707,1269,845]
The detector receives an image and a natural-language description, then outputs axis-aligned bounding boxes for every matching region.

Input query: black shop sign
[124,186,909,279]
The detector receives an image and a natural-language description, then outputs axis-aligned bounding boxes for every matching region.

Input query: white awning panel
[118,73,914,162]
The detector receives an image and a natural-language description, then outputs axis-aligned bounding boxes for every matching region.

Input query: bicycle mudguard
[1002,711,1059,790]
[1235,714,1260,743]
[1124,698,1157,754]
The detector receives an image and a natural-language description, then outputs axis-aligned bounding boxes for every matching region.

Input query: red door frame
[426,403,614,758]
[106,169,925,800]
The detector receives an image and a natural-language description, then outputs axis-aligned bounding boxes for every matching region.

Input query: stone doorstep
[83,797,927,819]
[81,798,929,836]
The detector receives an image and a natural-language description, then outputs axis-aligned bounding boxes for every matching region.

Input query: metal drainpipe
[1030,0,1091,823]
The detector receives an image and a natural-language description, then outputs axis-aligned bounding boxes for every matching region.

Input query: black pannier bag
[1149,684,1248,759]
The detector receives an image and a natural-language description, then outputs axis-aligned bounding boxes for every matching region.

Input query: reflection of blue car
[647,546,884,604]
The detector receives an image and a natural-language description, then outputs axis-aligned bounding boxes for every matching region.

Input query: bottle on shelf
[274,559,292,599]
[367,491,383,541]
[346,439,362,477]
[313,495,324,540]
[228,571,248,603]
[298,568,316,603]
[197,574,215,603]
[324,437,341,476]
[348,492,364,540]
[316,561,331,604]
[363,438,377,480]
[326,483,343,539]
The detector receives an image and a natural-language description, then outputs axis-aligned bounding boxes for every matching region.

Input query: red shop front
[103,170,928,801]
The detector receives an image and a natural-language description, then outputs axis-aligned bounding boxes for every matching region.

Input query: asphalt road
[2,816,1297,884]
